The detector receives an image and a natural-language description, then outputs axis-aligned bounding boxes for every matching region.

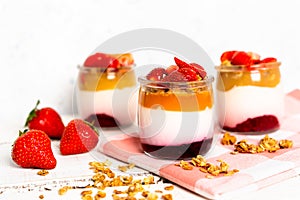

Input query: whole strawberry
[25,100,65,139]
[11,129,57,169]
[60,119,99,155]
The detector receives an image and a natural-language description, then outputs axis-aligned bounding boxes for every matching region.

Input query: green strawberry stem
[83,120,99,136]
[24,100,40,127]
[19,129,28,137]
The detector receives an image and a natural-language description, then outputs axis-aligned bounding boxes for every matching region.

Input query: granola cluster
[175,155,239,179]
[221,132,293,154]
[58,161,174,200]
[37,169,49,176]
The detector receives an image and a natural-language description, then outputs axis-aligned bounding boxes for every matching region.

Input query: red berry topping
[260,57,277,63]
[178,67,198,81]
[84,52,120,68]
[174,57,191,69]
[223,115,279,132]
[162,70,186,82]
[231,51,253,66]
[220,51,237,63]
[146,67,168,81]
[146,57,207,82]
[166,65,179,74]
[190,63,207,79]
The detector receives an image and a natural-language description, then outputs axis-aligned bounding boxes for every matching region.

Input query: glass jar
[215,62,284,134]
[76,66,137,128]
[138,76,215,160]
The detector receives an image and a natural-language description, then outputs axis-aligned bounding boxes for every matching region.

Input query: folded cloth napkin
[99,89,300,199]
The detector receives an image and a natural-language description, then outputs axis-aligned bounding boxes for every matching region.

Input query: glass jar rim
[77,64,135,73]
[215,61,281,72]
[138,75,214,88]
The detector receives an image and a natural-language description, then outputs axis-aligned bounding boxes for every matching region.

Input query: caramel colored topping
[78,68,136,91]
[139,88,213,112]
[216,65,281,91]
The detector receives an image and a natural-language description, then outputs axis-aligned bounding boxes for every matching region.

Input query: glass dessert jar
[137,57,215,160]
[76,53,137,128]
[215,51,284,134]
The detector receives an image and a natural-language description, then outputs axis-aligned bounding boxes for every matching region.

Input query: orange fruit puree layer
[217,67,281,91]
[78,68,136,91]
[139,88,213,112]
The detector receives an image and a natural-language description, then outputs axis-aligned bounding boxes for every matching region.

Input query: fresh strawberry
[25,100,65,139]
[166,65,179,74]
[11,129,56,169]
[174,57,191,68]
[231,51,253,66]
[220,51,237,63]
[84,52,120,68]
[146,67,168,81]
[190,63,207,79]
[162,70,187,82]
[178,67,199,81]
[60,119,99,155]
[260,57,277,63]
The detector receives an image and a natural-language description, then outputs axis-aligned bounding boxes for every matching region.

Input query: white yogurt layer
[138,107,214,146]
[216,84,284,128]
[76,87,138,127]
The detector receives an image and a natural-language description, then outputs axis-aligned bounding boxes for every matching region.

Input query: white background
[1,0,300,140]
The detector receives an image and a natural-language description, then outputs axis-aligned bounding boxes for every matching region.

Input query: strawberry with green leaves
[60,119,99,155]
[11,129,57,169]
[25,100,65,139]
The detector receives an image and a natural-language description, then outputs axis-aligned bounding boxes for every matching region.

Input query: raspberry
[223,115,280,132]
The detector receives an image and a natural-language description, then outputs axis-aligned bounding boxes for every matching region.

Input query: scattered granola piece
[81,194,93,200]
[37,169,49,176]
[279,139,293,149]
[143,175,155,185]
[58,186,72,195]
[161,194,173,200]
[118,163,135,172]
[146,193,158,200]
[95,190,106,199]
[221,132,237,145]
[164,185,174,191]
[39,194,44,199]
[175,160,193,170]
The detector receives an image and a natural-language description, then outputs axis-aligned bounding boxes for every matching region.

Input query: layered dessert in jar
[138,57,214,160]
[76,52,137,128]
[216,50,284,133]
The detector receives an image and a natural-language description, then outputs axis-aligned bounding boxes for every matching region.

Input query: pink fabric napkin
[99,89,300,199]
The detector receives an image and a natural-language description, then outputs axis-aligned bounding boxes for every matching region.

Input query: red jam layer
[85,114,119,127]
[141,138,213,160]
[223,115,280,133]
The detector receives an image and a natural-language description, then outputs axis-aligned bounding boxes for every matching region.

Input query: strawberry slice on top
[178,67,199,81]
[260,57,277,63]
[220,51,237,63]
[230,51,253,66]
[84,52,120,69]
[145,57,207,82]
[190,63,207,79]
[146,68,168,81]
[174,57,206,79]
[174,57,191,69]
